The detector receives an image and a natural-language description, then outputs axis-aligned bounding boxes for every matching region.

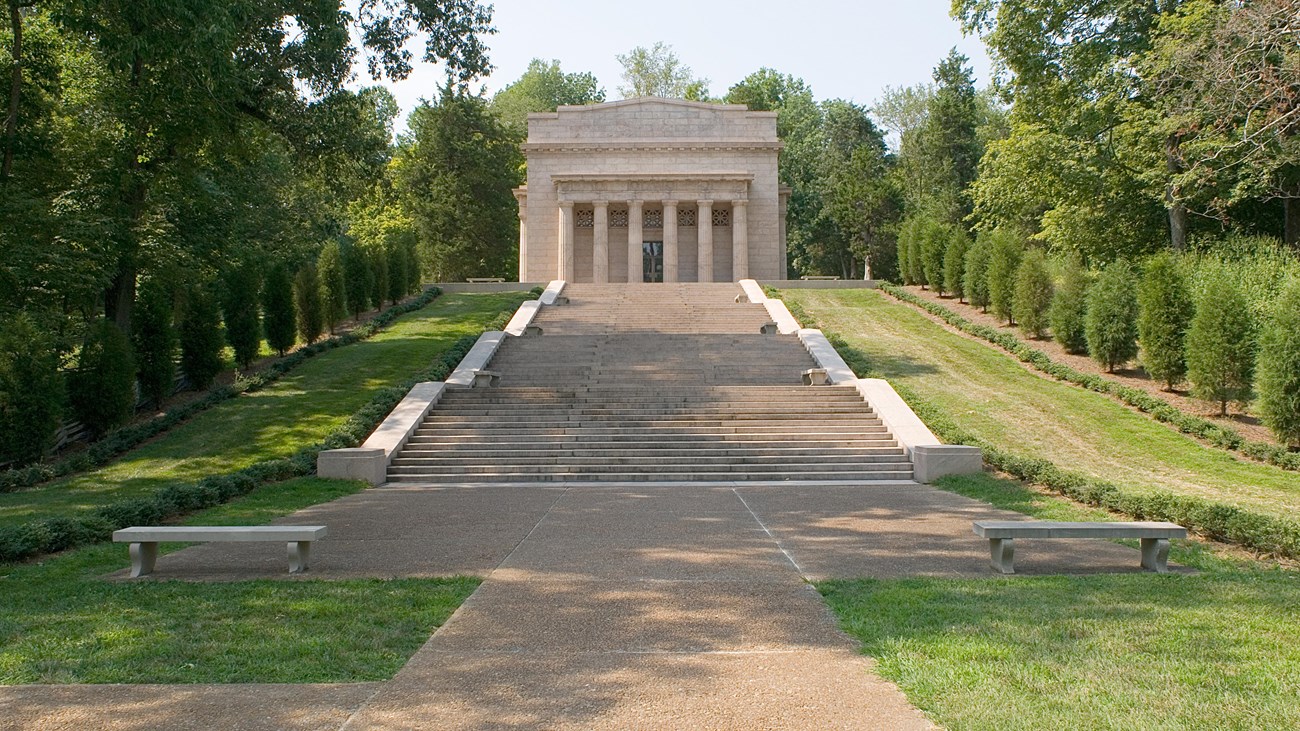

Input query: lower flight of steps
[387,385,914,483]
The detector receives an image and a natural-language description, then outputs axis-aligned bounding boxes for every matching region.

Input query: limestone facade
[515,98,789,283]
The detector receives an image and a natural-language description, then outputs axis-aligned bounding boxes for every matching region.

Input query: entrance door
[642,241,664,282]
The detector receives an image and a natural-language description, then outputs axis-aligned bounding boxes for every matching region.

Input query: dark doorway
[642,241,664,282]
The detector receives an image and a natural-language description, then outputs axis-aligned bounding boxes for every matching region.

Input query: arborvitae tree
[343,242,372,321]
[897,218,915,284]
[964,235,992,312]
[68,319,137,437]
[132,279,176,407]
[987,229,1024,324]
[1187,282,1257,416]
[317,241,348,333]
[1137,253,1194,390]
[1050,254,1090,354]
[0,314,66,465]
[262,264,297,356]
[921,222,949,295]
[180,287,224,391]
[222,265,262,371]
[943,228,970,302]
[404,239,421,294]
[1013,249,1054,339]
[294,264,325,345]
[1085,262,1140,373]
[369,247,390,311]
[387,241,408,305]
[1256,281,1300,447]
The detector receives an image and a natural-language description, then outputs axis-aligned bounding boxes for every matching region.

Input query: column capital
[731,199,748,208]
[558,200,575,210]
[662,199,679,208]
[592,199,608,208]
[697,199,714,207]
[628,199,643,210]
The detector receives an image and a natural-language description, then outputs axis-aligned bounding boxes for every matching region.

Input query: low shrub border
[783,294,1300,560]
[879,283,1300,471]
[0,307,516,563]
[0,288,446,494]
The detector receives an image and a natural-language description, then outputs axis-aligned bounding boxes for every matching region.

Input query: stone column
[627,200,643,284]
[663,200,679,283]
[732,200,749,281]
[557,201,574,280]
[517,207,528,282]
[697,200,713,283]
[592,200,609,283]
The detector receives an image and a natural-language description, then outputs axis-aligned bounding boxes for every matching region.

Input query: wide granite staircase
[387,283,913,483]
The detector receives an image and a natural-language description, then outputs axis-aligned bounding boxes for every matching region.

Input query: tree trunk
[105,48,148,333]
[1285,196,1300,248]
[1165,135,1187,251]
[3,1,24,180]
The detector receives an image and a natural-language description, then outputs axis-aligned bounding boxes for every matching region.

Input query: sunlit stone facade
[514,98,788,283]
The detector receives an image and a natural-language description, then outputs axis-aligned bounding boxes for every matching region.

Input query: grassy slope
[0,292,529,529]
[782,289,1300,521]
[0,477,480,683]
[782,289,1300,730]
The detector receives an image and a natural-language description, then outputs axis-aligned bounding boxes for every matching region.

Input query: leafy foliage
[943,229,970,301]
[262,264,297,357]
[68,319,136,438]
[490,58,605,133]
[131,279,176,408]
[395,85,521,282]
[1187,281,1257,415]
[293,263,324,345]
[964,235,992,311]
[1137,252,1194,389]
[615,43,710,100]
[1256,281,1300,447]
[0,314,66,466]
[1049,254,1090,354]
[986,228,1024,323]
[222,265,262,371]
[1085,262,1140,373]
[921,221,949,295]
[179,287,224,391]
[317,240,348,333]
[1012,249,1054,338]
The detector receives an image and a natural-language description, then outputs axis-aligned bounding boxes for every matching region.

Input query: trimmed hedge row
[0,287,446,494]
[880,283,1300,471]
[791,298,1300,560]
[0,306,516,564]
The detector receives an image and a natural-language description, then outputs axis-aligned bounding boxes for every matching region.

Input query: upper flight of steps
[387,283,913,483]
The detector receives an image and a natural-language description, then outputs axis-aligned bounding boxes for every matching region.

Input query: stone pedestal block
[911,444,983,484]
[317,447,387,485]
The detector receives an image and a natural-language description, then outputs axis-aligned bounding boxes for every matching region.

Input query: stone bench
[472,369,501,387]
[972,521,1186,574]
[466,277,505,283]
[802,368,829,386]
[113,526,328,577]
[800,275,841,281]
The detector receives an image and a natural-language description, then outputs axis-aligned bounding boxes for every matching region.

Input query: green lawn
[0,292,529,529]
[782,289,1300,522]
[819,474,1300,731]
[0,477,480,684]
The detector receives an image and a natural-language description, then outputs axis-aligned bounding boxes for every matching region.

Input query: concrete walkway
[6,480,1164,730]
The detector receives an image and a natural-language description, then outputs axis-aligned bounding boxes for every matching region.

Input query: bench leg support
[988,538,1015,574]
[288,541,312,574]
[1140,538,1170,573]
[129,542,158,578]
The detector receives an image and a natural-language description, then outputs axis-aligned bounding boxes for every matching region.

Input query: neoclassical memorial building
[514,98,789,283]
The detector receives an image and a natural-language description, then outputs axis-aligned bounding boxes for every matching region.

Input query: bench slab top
[113,526,327,542]
[973,521,1186,539]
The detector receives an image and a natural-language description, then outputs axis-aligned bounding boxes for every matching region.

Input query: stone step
[387,461,913,476]
[390,453,909,467]
[386,469,915,483]
[403,436,898,448]
[396,445,906,458]
[412,423,892,435]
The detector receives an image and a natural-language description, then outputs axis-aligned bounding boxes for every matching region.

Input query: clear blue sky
[367,0,992,133]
